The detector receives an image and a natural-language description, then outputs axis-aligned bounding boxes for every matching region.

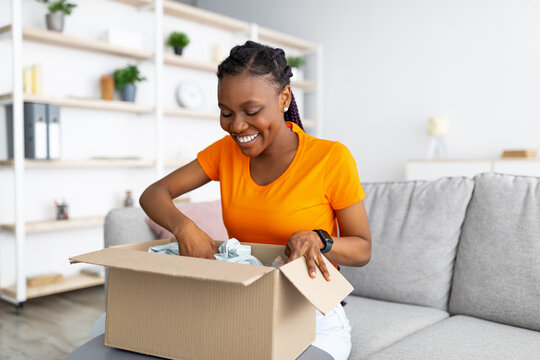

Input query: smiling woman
[139,40,372,360]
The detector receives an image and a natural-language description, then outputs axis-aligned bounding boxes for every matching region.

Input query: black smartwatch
[313,229,334,254]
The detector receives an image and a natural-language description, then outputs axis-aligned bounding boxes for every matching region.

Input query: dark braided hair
[217,40,304,131]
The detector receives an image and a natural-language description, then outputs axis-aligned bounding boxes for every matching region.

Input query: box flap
[70,247,274,286]
[279,256,353,315]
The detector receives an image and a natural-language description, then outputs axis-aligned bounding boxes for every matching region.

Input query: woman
[140,41,371,360]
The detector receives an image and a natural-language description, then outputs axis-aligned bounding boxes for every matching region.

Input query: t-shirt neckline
[243,121,305,190]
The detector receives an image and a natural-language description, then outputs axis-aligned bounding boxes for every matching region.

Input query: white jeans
[312,303,352,360]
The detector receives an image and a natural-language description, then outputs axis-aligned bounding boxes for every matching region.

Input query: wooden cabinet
[406,159,540,180]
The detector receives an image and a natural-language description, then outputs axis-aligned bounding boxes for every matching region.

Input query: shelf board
[0,158,155,168]
[165,158,192,168]
[163,53,217,72]
[173,196,191,204]
[1,273,104,300]
[258,27,317,51]
[107,1,316,51]
[163,0,250,33]
[408,158,540,163]
[303,119,316,128]
[0,216,105,233]
[164,107,219,119]
[0,25,153,60]
[291,80,317,90]
[0,93,153,114]
[108,0,152,6]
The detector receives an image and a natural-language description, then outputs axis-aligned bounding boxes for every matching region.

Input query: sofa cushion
[449,173,540,331]
[145,200,228,241]
[367,315,540,360]
[341,177,474,310]
[343,296,448,360]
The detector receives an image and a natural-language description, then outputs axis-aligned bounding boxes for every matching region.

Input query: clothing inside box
[113,238,290,267]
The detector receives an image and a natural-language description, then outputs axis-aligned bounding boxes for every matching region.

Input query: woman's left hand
[285,230,331,281]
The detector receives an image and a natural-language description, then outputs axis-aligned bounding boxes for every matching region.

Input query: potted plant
[36,0,77,33]
[113,64,146,102]
[167,32,190,56]
[286,56,306,81]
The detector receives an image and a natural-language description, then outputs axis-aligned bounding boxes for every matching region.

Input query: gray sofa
[103,172,540,359]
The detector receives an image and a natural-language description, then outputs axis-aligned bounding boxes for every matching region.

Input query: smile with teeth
[236,133,260,143]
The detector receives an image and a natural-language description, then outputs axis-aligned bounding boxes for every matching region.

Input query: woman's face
[218,73,290,158]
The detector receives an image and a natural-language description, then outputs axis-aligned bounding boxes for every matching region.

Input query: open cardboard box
[70,239,353,360]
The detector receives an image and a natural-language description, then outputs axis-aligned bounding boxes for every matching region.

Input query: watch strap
[313,229,334,254]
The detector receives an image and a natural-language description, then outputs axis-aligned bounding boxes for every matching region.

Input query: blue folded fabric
[148,242,179,255]
[148,239,263,266]
[214,239,262,265]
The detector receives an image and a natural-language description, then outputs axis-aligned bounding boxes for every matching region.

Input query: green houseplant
[167,32,190,56]
[113,64,146,102]
[286,56,306,81]
[36,0,77,32]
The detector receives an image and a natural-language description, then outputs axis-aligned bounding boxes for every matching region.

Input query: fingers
[306,253,318,279]
[316,254,331,281]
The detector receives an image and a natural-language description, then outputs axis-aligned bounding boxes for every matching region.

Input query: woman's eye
[221,113,232,118]
[246,110,260,116]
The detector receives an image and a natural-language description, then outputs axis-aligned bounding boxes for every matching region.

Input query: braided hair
[217,41,304,131]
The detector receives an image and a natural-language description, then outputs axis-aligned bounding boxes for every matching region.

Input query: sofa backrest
[449,173,540,331]
[104,207,158,248]
[341,177,474,311]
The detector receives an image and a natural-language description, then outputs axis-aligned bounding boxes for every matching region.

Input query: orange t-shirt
[196,121,366,245]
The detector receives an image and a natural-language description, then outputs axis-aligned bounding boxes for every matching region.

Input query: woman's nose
[229,116,249,133]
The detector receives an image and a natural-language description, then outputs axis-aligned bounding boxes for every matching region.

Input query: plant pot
[120,84,136,102]
[173,46,184,56]
[46,12,64,32]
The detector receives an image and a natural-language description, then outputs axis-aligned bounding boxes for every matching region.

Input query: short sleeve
[324,142,366,210]
[196,136,229,181]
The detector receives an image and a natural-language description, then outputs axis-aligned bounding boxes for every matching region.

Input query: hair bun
[274,48,285,58]
[230,45,241,56]
[284,65,293,78]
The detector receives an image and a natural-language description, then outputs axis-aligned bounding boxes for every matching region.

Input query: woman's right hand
[174,220,218,259]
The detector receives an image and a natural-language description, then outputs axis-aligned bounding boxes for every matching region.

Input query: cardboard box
[70,239,353,360]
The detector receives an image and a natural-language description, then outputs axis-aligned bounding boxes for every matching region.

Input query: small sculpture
[54,199,69,220]
[124,190,134,207]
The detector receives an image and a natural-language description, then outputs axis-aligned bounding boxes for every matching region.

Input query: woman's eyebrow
[240,100,260,106]
[218,100,261,108]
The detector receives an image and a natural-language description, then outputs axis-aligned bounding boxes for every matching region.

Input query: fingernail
[310,272,316,278]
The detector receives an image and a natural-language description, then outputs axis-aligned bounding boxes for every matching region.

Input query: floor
[0,285,106,360]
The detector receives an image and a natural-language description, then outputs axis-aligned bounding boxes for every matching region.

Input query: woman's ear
[279,85,292,111]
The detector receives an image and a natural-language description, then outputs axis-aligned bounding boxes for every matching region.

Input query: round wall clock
[175,81,204,109]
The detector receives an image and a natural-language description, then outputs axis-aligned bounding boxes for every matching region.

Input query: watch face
[175,81,204,109]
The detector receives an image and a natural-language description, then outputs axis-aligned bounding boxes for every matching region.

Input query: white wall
[198,0,540,182]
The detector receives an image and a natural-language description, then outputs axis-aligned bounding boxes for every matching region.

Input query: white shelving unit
[1,0,322,311]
